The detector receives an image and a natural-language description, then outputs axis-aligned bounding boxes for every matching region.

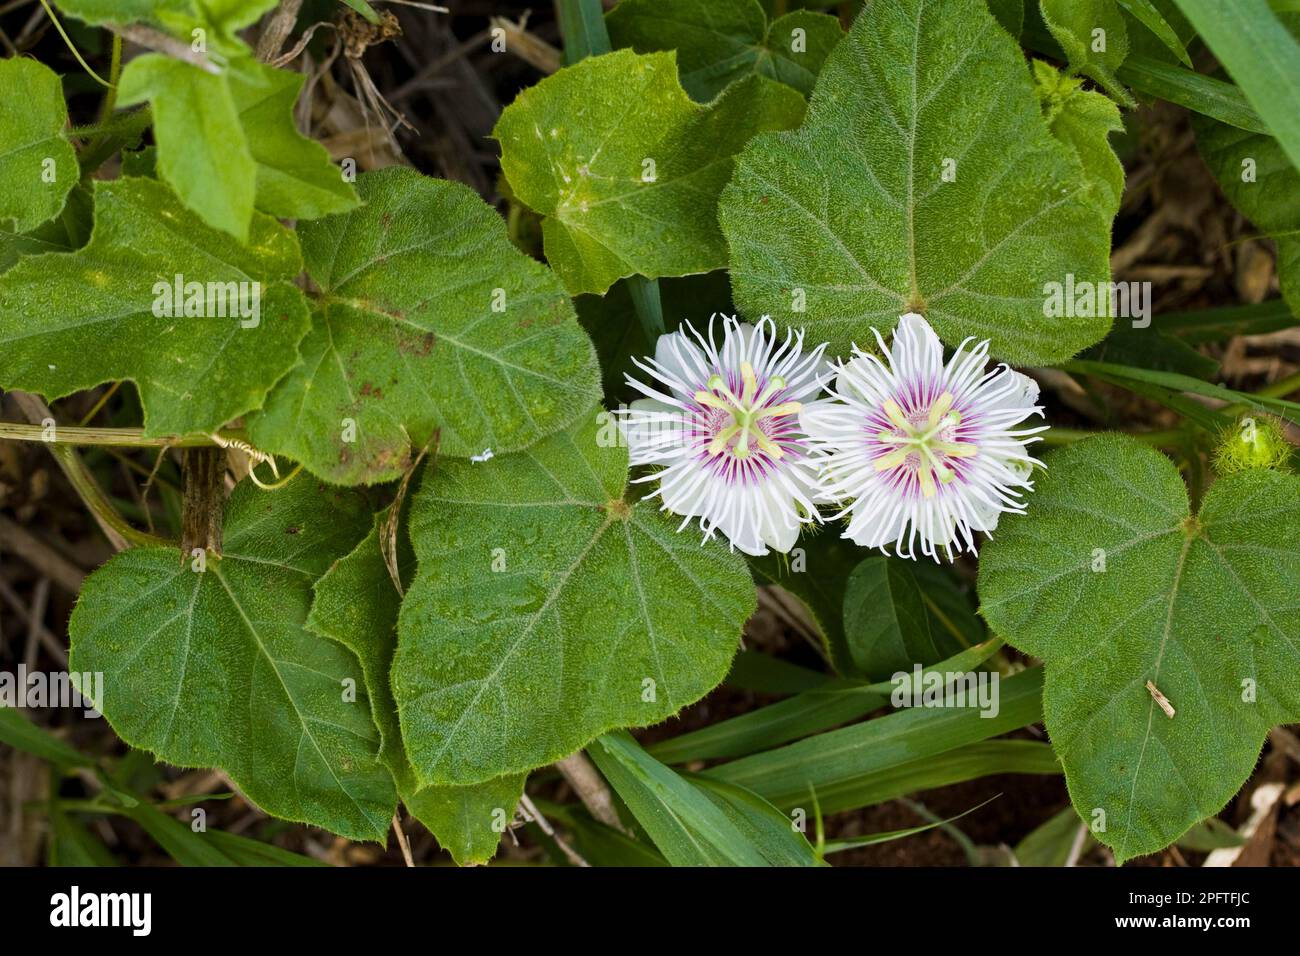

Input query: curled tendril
[208,435,302,491]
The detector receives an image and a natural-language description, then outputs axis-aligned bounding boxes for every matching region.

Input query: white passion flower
[621,315,830,556]
[802,312,1046,561]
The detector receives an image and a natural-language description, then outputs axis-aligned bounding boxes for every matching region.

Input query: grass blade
[702,667,1046,808]
[1119,0,1193,66]
[1170,0,1300,169]
[820,795,999,854]
[651,637,1005,765]
[588,731,771,866]
[556,0,611,64]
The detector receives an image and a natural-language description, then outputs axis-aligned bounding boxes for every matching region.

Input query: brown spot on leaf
[399,330,436,357]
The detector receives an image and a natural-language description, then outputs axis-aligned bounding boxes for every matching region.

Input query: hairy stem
[0,422,245,448]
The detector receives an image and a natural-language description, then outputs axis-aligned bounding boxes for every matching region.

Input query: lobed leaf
[308,515,524,865]
[393,406,757,787]
[0,177,310,437]
[0,58,78,233]
[720,0,1115,365]
[68,478,397,842]
[249,168,602,484]
[606,0,844,101]
[1033,61,1126,216]
[494,49,806,295]
[979,436,1300,862]
[1039,0,1135,105]
[116,43,357,240]
[0,184,92,275]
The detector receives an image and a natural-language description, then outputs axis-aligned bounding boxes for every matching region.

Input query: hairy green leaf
[1034,61,1126,215]
[308,515,524,865]
[0,177,310,437]
[988,0,1025,37]
[68,479,397,842]
[751,535,975,678]
[842,556,963,681]
[394,407,756,787]
[53,0,196,27]
[117,56,252,240]
[979,436,1300,862]
[1040,0,1135,105]
[721,0,1115,364]
[117,52,357,241]
[606,0,844,101]
[495,49,806,295]
[249,168,601,484]
[0,58,78,233]
[0,183,92,275]
[232,60,362,221]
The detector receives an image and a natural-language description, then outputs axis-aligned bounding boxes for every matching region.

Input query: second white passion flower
[801,312,1047,561]
[620,315,831,557]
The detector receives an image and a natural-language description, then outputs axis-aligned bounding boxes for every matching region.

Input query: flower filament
[694,361,801,460]
[873,391,977,497]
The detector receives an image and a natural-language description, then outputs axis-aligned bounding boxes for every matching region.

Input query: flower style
[621,315,830,556]
[802,312,1046,560]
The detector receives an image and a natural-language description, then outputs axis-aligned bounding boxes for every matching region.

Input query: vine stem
[37,0,113,87]
[0,422,244,448]
[99,32,123,118]
[107,24,221,74]
[6,397,174,550]
[54,442,168,549]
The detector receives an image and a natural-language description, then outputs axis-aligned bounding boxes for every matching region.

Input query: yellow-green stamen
[874,391,976,497]
[696,371,799,460]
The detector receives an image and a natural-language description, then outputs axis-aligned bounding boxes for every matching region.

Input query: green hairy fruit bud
[1213,415,1294,475]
